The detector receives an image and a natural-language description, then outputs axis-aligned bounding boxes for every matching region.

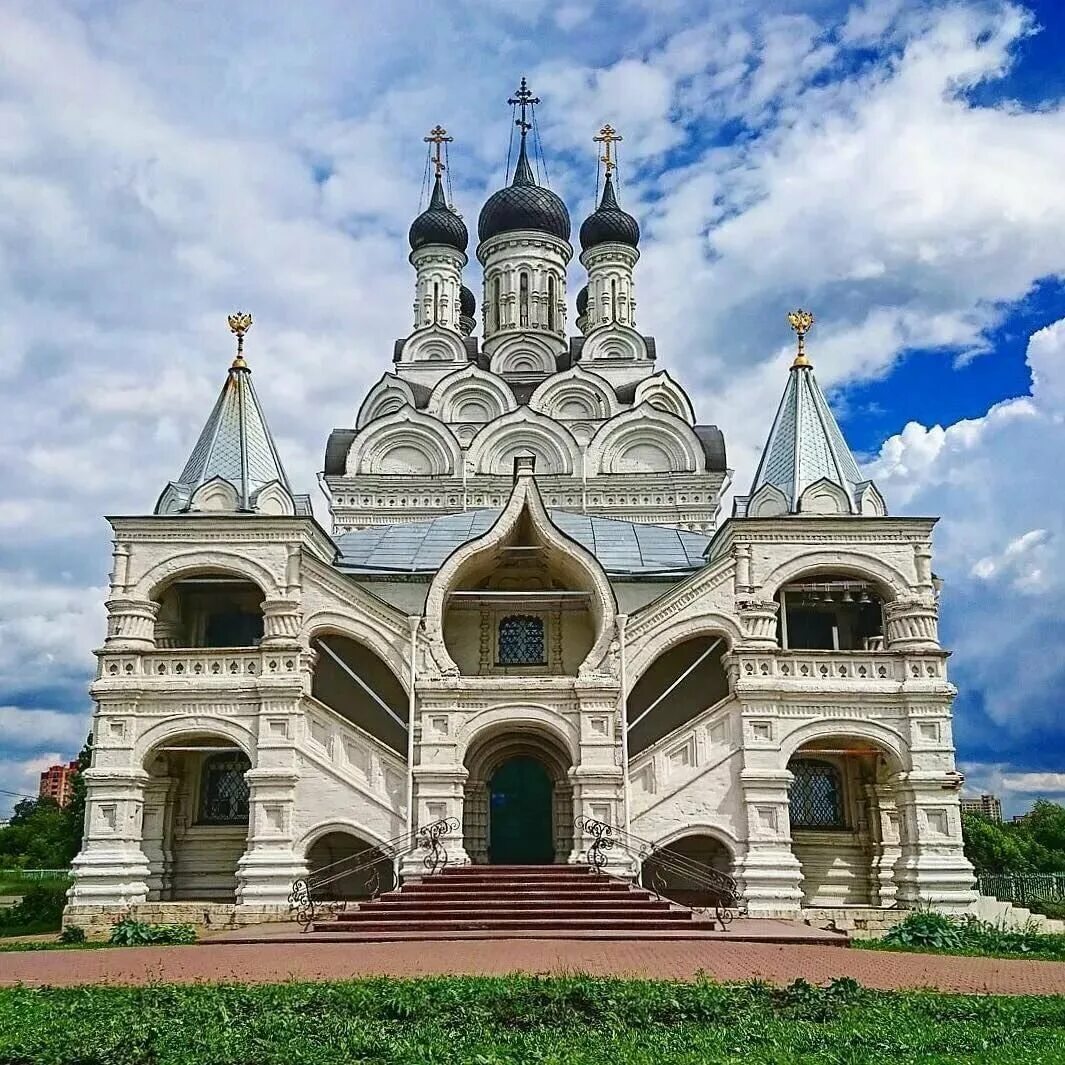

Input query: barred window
[788,759,845,828]
[199,752,251,824]
[498,615,545,666]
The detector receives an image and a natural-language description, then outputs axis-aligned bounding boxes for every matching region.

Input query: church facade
[66,84,976,932]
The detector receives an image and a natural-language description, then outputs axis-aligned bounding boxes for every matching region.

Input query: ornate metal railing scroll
[288,816,460,931]
[574,815,744,929]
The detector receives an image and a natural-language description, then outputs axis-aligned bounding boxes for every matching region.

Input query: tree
[962,800,1065,873]
[0,732,92,869]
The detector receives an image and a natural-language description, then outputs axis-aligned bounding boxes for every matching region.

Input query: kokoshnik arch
[64,80,975,933]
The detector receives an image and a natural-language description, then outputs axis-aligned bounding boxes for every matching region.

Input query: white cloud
[871,317,1065,740]
[0,707,89,750]
[3,0,1065,817]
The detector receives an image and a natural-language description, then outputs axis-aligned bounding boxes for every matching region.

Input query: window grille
[788,758,845,828]
[498,614,545,666]
[200,752,251,824]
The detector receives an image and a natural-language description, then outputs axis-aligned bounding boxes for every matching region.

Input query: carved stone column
[736,768,804,915]
[883,598,940,651]
[867,782,900,907]
[260,598,302,648]
[463,778,489,864]
[103,599,159,652]
[67,768,152,907]
[141,770,178,900]
[891,771,976,911]
[737,599,780,649]
[235,768,306,908]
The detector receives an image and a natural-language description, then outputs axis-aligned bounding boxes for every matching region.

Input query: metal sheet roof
[334,509,711,576]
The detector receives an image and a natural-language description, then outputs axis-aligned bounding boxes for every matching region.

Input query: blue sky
[1,0,1064,817]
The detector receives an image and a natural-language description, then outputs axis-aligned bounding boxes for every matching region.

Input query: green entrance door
[488,756,554,864]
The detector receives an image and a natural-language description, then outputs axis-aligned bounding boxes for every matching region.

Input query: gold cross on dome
[424,125,453,178]
[593,124,623,176]
[787,308,815,368]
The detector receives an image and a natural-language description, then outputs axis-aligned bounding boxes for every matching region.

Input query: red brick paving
[2,939,1065,995]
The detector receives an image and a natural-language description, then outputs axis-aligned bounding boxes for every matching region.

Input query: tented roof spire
[154,313,312,517]
[734,310,887,519]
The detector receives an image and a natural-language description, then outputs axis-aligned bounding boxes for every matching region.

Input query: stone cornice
[108,514,337,564]
[708,515,938,561]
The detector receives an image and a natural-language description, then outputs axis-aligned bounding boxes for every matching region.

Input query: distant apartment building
[38,761,79,808]
[960,793,1003,822]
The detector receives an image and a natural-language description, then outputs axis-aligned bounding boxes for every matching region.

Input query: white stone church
[66,83,976,934]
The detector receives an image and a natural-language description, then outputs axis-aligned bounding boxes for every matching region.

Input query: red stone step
[336,907,689,922]
[314,917,698,933]
[361,898,672,912]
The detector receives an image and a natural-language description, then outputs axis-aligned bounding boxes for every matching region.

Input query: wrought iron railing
[288,816,459,930]
[977,872,1065,906]
[574,815,743,928]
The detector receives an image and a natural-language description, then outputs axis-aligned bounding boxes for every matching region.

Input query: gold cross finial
[593,123,622,176]
[227,311,253,368]
[424,124,453,178]
[787,308,815,368]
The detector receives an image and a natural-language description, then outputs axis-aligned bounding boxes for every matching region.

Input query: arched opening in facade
[775,573,887,651]
[786,737,902,907]
[519,271,530,327]
[141,733,251,902]
[310,633,408,755]
[626,634,730,755]
[463,726,574,865]
[442,508,597,677]
[547,276,556,331]
[304,830,394,900]
[640,832,734,907]
[152,572,265,648]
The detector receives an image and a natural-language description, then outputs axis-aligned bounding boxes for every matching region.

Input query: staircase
[306,864,724,941]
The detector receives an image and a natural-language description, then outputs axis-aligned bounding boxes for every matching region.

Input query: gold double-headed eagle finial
[787,308,815,368]
[227,311,253,368]
[593,123,622,177]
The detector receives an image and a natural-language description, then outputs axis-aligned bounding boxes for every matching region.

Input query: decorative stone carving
[260,598,302,648]
[884,598,940,651]
[104,599,160,651]
[736,599,779,648]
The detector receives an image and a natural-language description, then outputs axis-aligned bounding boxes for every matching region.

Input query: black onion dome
[576,284,589,316]
[460,284,476,318]
[478,139,570,244]
[579,175,639,251]
[409,174,468,252]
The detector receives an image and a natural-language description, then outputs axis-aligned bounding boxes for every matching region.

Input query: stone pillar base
[67,848,151,907]
[894,851,977,912]
[236,850,308,907]
[737,849,804,915]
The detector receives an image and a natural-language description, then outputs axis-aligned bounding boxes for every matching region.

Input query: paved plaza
[2,939,1064,996]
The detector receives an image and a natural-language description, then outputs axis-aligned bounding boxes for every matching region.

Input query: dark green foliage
[58,925,86,944]
[0,884,68,936]
[882,911,965,950]
[865,911,1065,961]
[1028,898,1065,920]
[0,975,1063,1064]
[0,733,92,871]
[963,800,1065,873]
[109,919,197,945]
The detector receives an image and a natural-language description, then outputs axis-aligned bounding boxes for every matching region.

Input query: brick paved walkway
[2,940,1065,995]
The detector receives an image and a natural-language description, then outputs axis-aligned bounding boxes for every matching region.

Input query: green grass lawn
[1,976,1064,1064]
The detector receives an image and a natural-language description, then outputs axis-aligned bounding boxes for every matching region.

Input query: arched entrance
[463,725,574,865]
[488,756,554,864]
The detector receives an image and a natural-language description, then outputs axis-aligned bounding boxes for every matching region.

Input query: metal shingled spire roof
[161,357,297,512]
[748,363,865,512]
